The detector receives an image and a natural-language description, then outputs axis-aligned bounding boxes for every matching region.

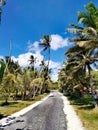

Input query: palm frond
[82,27,97,38]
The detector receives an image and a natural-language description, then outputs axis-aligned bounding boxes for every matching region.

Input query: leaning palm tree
[65,43,98,94]
[66,2,98,95]
[67,2,98,49]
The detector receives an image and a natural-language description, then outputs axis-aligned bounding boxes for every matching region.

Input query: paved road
[4,91,67,130]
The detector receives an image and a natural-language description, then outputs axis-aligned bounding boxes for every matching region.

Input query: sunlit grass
[74,105,98,130]
[0,93,48,118]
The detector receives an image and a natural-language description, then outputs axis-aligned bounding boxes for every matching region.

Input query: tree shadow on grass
[0,113,6,119]
[78,104,95,110]
[0,101,18,106]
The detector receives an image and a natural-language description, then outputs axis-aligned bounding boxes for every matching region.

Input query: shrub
[74,95,94,105]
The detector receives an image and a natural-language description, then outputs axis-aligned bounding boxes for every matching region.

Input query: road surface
[4,90,67,130]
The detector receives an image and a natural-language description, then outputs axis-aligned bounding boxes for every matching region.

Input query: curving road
[4,90,67,130]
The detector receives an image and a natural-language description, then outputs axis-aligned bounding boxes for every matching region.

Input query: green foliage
[49,81,58,90]
[73,95,94,105]
[69,90,82,100]
[60,2,98,101]
[0,61,5,82]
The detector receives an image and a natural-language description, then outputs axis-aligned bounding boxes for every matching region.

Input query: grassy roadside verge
[0,93,48,119]
[68,98,98,130]
[73,105,98,130]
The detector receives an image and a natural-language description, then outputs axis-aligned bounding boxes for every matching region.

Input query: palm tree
[39,35,51,67]
[30,78,43,99]
[78,2,97,28]
[39,63,49,93]
[67,2,98,49]
[66,43,98,93]
[66,2,98,95]
[0,58,5,83]
[29,55,37,71]
[39,35,51,92]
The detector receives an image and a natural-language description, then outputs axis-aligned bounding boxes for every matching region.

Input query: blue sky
[0,0,98,81]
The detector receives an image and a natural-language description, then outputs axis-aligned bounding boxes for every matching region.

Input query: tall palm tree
[39,35,51,67]
[39,35,51,92]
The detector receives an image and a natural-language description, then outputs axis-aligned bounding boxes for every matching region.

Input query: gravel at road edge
[61,94,86,130]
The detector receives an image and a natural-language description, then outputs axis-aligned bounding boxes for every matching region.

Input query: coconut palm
[67,2,98,49]
[66,2,98,95]
[39,64,49,93]
[65,43,98,94]
[30,78,43,99]
[39,35,51,67]
[29,55,37,71]
[39,35,51,92]
[78,2,97,28]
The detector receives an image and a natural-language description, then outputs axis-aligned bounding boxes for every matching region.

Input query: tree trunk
[90,75,93,95]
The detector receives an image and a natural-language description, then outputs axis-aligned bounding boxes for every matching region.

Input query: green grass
[67,94,98,130]
[0,93,48,118]
[73,104,98,130]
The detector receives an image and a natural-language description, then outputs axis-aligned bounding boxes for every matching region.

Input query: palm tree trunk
[90,75,93,95]
[48,48,50,67]
[88,65,93,95]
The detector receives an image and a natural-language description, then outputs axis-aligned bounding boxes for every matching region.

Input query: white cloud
[0,56,4,59]
[45,60,61,69]
[51,69,59,82]
[27,34,69,52]
[50,34,69,50]
[1,34,68,82]
[12,52,43,68]
[12,54,60,82]
[27,40,41,53]
[47,60,61,82]
[12,52,32,67]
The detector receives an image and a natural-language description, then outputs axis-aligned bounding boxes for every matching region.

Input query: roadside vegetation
[0,34,52,119]
[0,93,48,119]
[74,105,98,130]
[58,2,98,130]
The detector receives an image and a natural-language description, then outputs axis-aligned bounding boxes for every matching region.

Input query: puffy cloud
[27,34,69,52]
[50,34,69,50]
[45,60,61,69]
[12,52,43,68]
[12,54,60,82]
[12,52,32,67]
[2,34,68,82]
